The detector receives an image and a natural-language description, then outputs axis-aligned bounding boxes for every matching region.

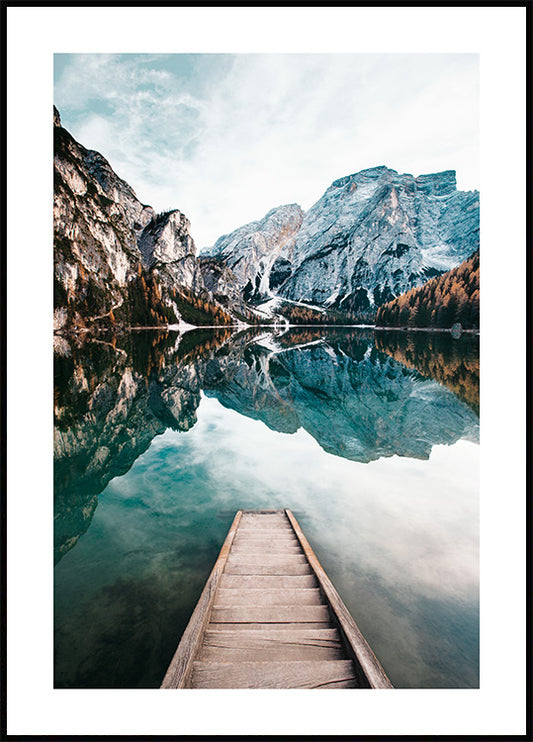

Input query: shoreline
[54,322,480,337]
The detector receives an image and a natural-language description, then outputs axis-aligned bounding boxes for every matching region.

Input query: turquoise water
[54,328,479,688]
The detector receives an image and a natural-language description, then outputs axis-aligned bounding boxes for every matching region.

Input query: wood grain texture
[223,563,313,575]
[226,554,308,565]
[215,587,323,606]
[190,660,359,689]
[238,518,292,527]
[210,605,330,624]
[230,544,299,552]
[236,530,295,538]
[219,574,318,589]
[232,537,300,547]
[203,627,341,642]
[198,639,344,662]
[229,549,302,557]
[206,621,332,631]
[199,628,344,662]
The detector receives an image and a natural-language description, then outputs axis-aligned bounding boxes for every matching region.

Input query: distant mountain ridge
[205,166,479,318]
[54,105,479,330]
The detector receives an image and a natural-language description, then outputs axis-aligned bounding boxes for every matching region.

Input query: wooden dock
[161,509,392,689]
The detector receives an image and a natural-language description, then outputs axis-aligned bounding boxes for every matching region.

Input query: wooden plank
[231,542,302,556]
[204,628,341,643]
[200,628,344,661]
[220,574,318,589]
[232,535,299,545]
[234,532,296,537]
[285,509,393,689]
[223,563,312,575]
[230,547,301,556]
[210,605,330,624]
[234,530,297,537]
[238,523,288,527]
[190,660,358,689]
[239,517,288,526]
[215,588,323,606]
[237,519,293,526]
[241,509,286,514]
[162,509,392,690]
[197,640,344,662]
[207,621,331,631]
[236,528,295,536]
[232,536,300,545]
[226,554,308,565]
[238,515,291,524]
[160,510,243,688]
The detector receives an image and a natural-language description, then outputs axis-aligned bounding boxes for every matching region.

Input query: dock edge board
[160,510,243,688]
[285,509,393,689]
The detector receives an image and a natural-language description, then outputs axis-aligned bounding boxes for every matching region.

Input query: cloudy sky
[55,53,478,250]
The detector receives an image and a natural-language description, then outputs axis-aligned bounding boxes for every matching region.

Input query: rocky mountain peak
[206,165,479,318]
[275,166,478,314]
[138,209,196,269]
[414,170,457,196]
[203,203,305,303]
[331,165,396,189]
[53,107,226,329]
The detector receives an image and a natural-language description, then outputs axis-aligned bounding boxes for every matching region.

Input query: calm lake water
[54,327,479,689]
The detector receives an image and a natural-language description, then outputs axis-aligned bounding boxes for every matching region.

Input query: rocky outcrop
[198,256,257,321]
[202,204,304,303]
[206,166,479,318]
[54,107,233,331]
[54,107,150,321]
[278,167,479,314]
[137,209,204,297]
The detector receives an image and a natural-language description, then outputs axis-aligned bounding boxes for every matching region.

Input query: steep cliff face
[205,166,479,318]
[53,107,232,331]
[198,256,256,321]
[277,167,479,314]
[137,209,204,295]
[202,204,304,303]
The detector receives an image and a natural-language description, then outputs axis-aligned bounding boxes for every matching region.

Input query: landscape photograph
[53,51,480,692]
[5,5,526,738]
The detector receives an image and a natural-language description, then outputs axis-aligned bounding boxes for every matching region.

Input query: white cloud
[55,53,478,247]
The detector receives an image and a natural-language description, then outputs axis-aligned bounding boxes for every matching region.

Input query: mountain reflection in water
[54,327,478,564]
[54,327,479,690]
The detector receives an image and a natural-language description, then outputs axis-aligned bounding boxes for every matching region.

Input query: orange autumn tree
[376,251,479,329]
